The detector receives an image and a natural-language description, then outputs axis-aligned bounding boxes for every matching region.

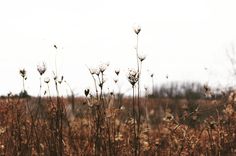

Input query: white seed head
[138,53,146,62]
[89,68,98,75]
[127,68,139,86]
[163,112,174,122]
[120,105,125,110]
[133,24,141,35]
[99,63,109,73]
[44,77,50,83]
[58,75,64,84]
[114,78,118,83]
[203,84,212,98]
[37,62,47,76]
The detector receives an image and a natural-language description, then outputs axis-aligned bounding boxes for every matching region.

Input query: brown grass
[0,95,235,156]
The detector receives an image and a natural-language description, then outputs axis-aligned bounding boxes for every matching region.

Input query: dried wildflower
[114,78,118,83]
[7,92,12,97]
[84,88,90,97]
[0,127,6,135]
[115,68,120,75]
[133,25,141,35]
[19,68,26,78]
[150,73,154,78]
[126,118,136,125]
[163,112,174,122]
[155,138,160,147]
[44,77,50,83]
[95,69,100,76]
[209,121,217,129]
[203,84,210,92]
[58,76,64,84]
[138,53,146,62]
[204,84,212,98]
[142,141,150,151]
[99,63,109,73]
[223,104,234,115]
[127,69,139,86]
[0,145,4,150]
[37,62,46,75]
[149,109,155,115]
[115,133,124,141]
[99,78,106,88]
[120,105,125,110]
[89,68,99,75]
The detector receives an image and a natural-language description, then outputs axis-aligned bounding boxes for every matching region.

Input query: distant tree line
[150,81,222,99]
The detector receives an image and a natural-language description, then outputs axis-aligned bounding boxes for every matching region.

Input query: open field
[1,24,236,156]
[0,94,236,155]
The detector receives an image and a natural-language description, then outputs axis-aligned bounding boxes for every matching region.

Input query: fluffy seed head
[133,25,141,35]
[114,78,118,83]
[58,76,64,84]
[44,77,50,83]
[138,53,146,62]
[89,68,98,75]
[127,69,139,86]
[37,62,47,76]
[99,63,109,73]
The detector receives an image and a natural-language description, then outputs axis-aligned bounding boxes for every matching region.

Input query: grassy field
[0,94,235,155]
[0,26,236,156]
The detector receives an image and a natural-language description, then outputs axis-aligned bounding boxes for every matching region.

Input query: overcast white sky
[0,0,236,96]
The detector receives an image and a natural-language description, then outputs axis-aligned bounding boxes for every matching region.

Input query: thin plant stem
[136,32,141,155]
[132,85,137,156]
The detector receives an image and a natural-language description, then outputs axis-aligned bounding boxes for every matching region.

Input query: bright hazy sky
[0,0,236,96]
